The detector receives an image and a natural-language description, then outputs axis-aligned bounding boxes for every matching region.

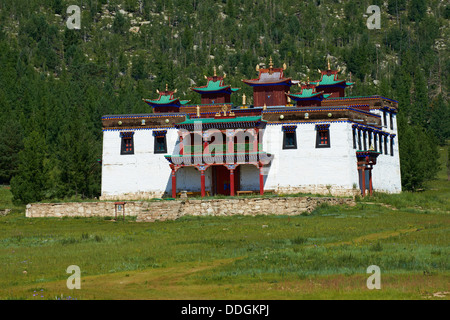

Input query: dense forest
[0,0,448,203]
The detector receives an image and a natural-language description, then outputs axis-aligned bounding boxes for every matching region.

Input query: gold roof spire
[327,58,331,70]
[213,66,217,77]
[165,83,168,92]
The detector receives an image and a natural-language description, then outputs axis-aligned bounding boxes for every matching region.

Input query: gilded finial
[156,89,160,94]
[242,93,246,106]
[196,105,200,117]
[213,66,217,77]
[269,56,273,69]
[256,64,260,72]
[166,83,168,91]
[327,58,330,70]
[307,76,310,84]
[221,104,228,116]
[283,63,287,71]
[263,103,267,110]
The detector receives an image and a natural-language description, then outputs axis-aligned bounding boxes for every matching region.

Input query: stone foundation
[26,196,355,222]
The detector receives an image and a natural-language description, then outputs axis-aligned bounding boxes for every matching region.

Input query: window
[352,128,357,149]
[390,135,395,156]
[390,113,394,130]
[153,130,167,154]
[316,124,330,148]
[382,110,387,127]
[368,131,372,148]
[120,132,135,155]
[363,130,367,150]
[384,134,388,155]
[282,126,297,149]
[358,129,362,150]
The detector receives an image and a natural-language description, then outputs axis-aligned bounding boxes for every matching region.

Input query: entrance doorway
[212,165,240,195]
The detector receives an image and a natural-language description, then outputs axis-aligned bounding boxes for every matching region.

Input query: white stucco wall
[101,118,401,200]
[262,122,358,195]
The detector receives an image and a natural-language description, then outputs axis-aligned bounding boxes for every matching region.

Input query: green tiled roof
[289,89,331,99]
[144,95,189,106]
[310,74,353,87]
[192,80,239,93]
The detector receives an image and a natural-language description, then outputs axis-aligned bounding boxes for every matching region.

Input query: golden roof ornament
[283,63,287,71]
[242,93,246,105]
[196,105,200,117]
[221,104,228,116]
[256,64,260,72]
[213,66,217,77]
[165,83,168,92]
[327,58,331,70]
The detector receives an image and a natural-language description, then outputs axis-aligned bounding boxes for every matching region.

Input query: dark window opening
[363,131,367,150]
[121,136,134,155]
[316,130,330,148]
[383,110,387,127]
[352,129,357,149]
[384,135,388,155]
[358,130,362,150]
[283,132,297,149]
[390,137,394,156]
[390,113,394,130]
[154,136,167,154]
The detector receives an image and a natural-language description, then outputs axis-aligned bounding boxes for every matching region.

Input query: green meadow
[0,147,448,300]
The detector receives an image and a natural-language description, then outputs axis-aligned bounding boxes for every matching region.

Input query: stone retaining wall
[26,197,355,221]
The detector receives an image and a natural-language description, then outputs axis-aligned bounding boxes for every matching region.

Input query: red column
[369,168,373,196]
[361,167,366,197]
[201,170,206,197]
[230,169,235,196]
[259,166,264,195]
[171,169,177,198]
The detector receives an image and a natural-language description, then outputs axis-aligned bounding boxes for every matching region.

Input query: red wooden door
[214,166,240,195]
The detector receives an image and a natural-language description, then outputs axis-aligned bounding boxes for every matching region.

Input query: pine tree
[10,130,49,204]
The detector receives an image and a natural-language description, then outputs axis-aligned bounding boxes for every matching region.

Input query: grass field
[0,147,448,300]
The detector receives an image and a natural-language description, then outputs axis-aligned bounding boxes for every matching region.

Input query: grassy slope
[0,146,448,300]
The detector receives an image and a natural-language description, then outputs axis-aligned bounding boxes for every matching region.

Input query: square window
[316,130,330,148]
[121,136,134,155]
[154,136,167,154]
[283,132,297,149]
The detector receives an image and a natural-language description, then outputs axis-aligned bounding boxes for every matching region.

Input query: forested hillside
[0,0,448,203]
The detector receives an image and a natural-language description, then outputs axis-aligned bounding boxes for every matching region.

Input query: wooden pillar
[171,169,177,198]
[230,169,235,196]
[369,168,373,196]
[201,170,206,197]
[259,166,264,195]
[361,166,366,197]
